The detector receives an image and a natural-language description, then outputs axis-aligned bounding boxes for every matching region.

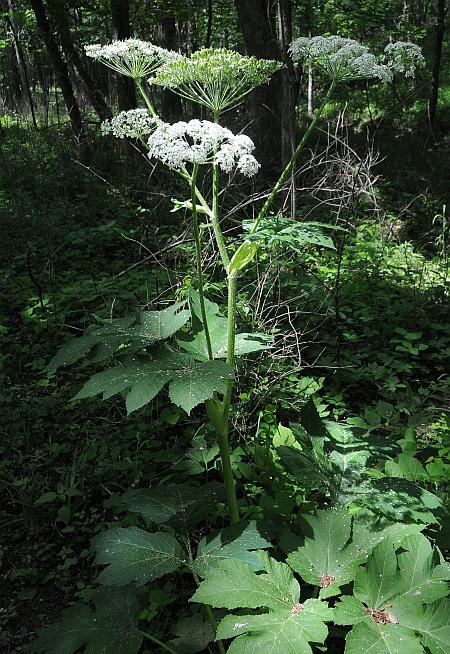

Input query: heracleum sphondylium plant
[36,36,437,654]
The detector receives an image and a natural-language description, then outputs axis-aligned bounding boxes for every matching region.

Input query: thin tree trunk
[49,0,112,120]
[29,0,88,154]
[429,0,447,130]
[205,0,213,47]
[111,0,136,111]
[5,0,37,127]
[234,0,283,170]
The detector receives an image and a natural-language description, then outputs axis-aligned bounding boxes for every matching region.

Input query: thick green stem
[138,630,177,654]
[135,79,157,117]
[206,399,240,524]
[249,81,336,234]
[191,165,214,360]
[212,163,230,270]
[222,274,237,422]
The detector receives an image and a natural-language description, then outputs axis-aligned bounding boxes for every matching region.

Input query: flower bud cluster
[384,41,425,78]
[101,109,159,139]
[151,48,283,114]
[85,39,181,79]
[147,119,260,176]
[289,36,392,83]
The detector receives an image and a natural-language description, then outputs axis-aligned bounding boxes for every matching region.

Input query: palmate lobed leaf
[335,534,450,654]
[92,527,186,586]
[287,508,422,598]
[73,350,234,414]
[168,613,215,654]
[33,586,146,654]
[193,551,332,654]
[47,302,190,373]
[124,481,224,530]
[193,521,271,578]
[217,599,333,654]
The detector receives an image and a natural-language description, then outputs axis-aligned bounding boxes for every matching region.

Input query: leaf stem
[191,165,214,360]
[135,79,158,117]
[222,274,237,422]
[138,629,177,654]
[212,162,230,270]
[249,81,336,234]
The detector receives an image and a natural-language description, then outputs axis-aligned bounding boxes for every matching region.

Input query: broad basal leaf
[243,216,339,252]
[131,301,190,343]
[217,598,333,654]
[92,527,185,586]
[125,482,224,530]
[33,586,146,654]
[287,509,419,598]
[385,453,429,482]
[335,534,450,654]
[344,621,424,654]
[192,521,271,578]
[73,350,234,414]
[191,552,299,610]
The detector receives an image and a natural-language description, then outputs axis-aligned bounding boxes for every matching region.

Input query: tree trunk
[234,0,283,171]
[429,0,447,130]
[277,0,299,168]
[111,0,137,111]
[29,0,88,154]
[205,0,213,47]
[156,9,183,120]
[5,0,37,127]
[49,0,112,120]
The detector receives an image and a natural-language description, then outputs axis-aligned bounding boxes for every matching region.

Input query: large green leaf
[46,317,135,372]
[192,521,271,578]
[191,552,299,610]
[33,586,146,654]
[243,216,339,252]
[92,527,185,585]
[73,351,234,414]
[288,509,421,598]
[344,621,424,654]
[335,534,450,654]
[47,302,190,373]
[217,598,333,654]
[193,551,332,654]
[125,482,224,530]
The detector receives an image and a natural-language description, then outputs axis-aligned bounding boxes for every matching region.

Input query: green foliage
[193,551,333,654]
[73,351,234,414]
[243,216,339,253]
[335,534,450,653]
[33,586,146,654]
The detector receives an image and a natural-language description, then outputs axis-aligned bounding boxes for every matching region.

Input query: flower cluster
[85,39,181,79]
[289,36,392,83]
[385,41,425,78]
[147,119,260,176]
[100,109,159,139]
[151,48,283,114]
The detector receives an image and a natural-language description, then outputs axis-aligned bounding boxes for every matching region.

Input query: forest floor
[0,99,449,651]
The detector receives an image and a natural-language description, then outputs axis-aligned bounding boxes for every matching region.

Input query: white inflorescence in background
[101,109,159,139]
[289,35,392,83]
[85,38,181,79]
[384,41,426,78]
[147,120,260,176]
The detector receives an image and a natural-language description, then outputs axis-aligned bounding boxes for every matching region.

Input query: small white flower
[385,41,425,78]
[101,109,159,139]
[147,119,260,176]
[85,38,181,79]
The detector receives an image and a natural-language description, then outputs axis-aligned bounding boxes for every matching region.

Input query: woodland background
[0,0,449,652]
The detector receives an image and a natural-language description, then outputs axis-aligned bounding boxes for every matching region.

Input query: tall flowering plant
[37,37,430,654]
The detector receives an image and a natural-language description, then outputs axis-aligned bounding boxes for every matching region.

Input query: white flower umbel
[85,39,181,79]
[289,35,392,83]
[101,109,159,139]
[150,48,283,115]
[147,119,260,176]
[385,41,425,78]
